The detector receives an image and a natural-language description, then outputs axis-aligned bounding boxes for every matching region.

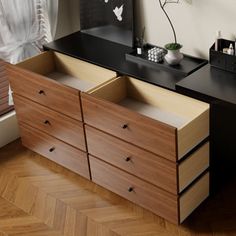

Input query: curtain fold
[0,0,58,106]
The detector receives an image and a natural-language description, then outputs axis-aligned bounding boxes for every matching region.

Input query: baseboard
[0,111,20,148]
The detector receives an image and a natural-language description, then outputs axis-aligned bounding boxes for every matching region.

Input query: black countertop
[44,32,188,91]
[45,31,236,105]
[176,64,236,105]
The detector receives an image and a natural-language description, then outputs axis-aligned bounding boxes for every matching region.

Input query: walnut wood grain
[90,156,210,225]
[7,63,82,121]
[0,74,8,83]
[0,87,8,99]
[82,93,177,161]
[89,155,179,224]
[13,95,86,151]
[85,125,178,194]
[19,123,90,179]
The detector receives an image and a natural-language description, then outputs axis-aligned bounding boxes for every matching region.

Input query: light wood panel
[0,140,235,235]
[13,95,86,151]
[179,173,209,222]
[178,109,209,159]
[87,76,127,102]
[20,124,90,179]
[82,93,177,161]
[179,142,210,192]
[127,77,209,120]
[16,51,55,75]
[15,51,116,92]
[54,52,117,90]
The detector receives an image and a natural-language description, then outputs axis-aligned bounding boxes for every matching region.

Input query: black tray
[126,44,208,76]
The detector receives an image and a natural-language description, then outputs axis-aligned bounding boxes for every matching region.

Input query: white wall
[0,112,20,148]
[136,0,236,59]
[55,0,80,39]
[68,0,236,59]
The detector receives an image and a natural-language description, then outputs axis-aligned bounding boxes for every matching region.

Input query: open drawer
[7,51,116,120]
[82,76,209,161]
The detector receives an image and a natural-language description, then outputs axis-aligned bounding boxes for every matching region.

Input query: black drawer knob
[125,157,131,162]
[128,187,134,192]
[122,124,128,129]
[44,120,50,125]
[49,147,55,152]
[39,90,45,95]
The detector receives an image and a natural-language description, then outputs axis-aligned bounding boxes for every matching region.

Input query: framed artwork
[80,0,135,47]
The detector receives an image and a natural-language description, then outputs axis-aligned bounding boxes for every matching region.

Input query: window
[0,0,58,116]
[0,60,13,116]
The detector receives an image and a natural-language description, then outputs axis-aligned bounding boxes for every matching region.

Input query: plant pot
[165,49,183,65]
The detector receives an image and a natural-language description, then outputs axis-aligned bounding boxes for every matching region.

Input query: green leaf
[165,43,182,50]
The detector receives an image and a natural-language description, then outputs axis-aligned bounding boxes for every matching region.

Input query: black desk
[176,65,236,191]
[45,32,236,192]
[176,64,236,105]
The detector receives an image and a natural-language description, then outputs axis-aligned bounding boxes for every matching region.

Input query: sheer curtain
[0,0,58,105]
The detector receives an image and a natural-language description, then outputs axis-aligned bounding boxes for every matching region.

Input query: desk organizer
[126,44,208,76]
[210,39,236,73]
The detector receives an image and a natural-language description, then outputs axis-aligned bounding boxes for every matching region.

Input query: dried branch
[159,0,179,44]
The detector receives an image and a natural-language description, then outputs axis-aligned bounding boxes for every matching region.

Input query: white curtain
[0,0,58,105]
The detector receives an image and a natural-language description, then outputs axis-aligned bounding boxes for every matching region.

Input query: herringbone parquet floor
[0,140,236,236]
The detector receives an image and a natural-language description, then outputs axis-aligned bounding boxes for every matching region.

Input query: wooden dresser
[7,51,116,179]
[82,76,210,224]
[7,51,210,224]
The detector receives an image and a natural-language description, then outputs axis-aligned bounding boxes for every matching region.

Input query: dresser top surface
[176,64,236,105]
[45,31,236,105]
[44,32,185,91]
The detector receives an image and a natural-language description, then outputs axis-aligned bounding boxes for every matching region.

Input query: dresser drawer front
[82,94,177,161]
[90,156,209,224]
[7,65,82,121]
[90,156,179,224]
[86,125,177,193]
[14,95,86,151]
[20,124,90,179]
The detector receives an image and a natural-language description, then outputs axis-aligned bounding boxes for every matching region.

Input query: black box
[210,39,236,73]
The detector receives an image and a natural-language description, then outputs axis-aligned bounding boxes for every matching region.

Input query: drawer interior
[16,51,116,92]
[89,76,209,129]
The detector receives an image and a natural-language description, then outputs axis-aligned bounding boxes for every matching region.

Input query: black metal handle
[39,90,45,95]
[49,147,55,152]
[125,157,131,162]
[128,187,134,192]
[122,124,128,129]
[44,120,50,125]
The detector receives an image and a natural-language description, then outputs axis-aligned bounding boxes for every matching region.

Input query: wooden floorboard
[0,140,236,235]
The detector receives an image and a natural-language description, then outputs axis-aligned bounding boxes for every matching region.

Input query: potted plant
[158,0,183,65]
